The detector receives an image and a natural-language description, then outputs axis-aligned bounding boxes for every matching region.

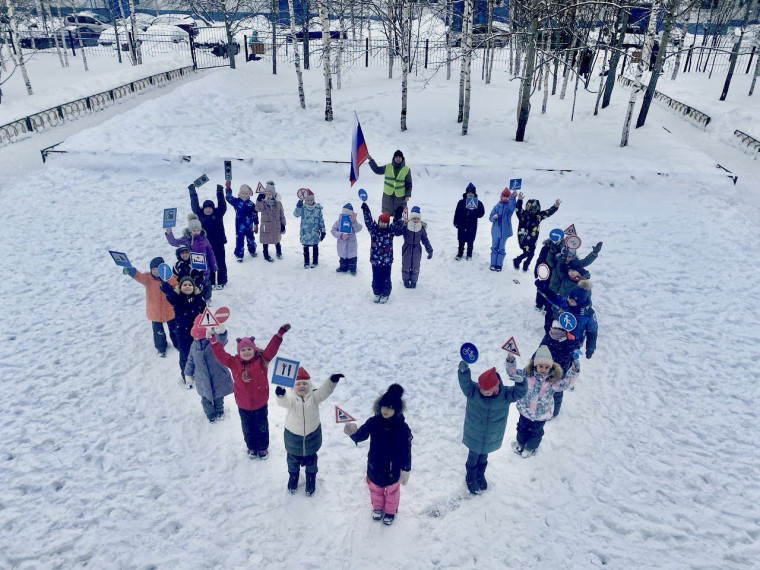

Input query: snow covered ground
[2,55,759,569]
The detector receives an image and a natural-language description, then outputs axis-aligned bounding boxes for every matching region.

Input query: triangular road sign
[564,223,577,236]
[256,181,265,194]
[501,336,520,357]
[199,307,220,328]
[335,406,356,424]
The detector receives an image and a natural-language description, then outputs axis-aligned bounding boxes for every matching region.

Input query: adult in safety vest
[368,150,413,215]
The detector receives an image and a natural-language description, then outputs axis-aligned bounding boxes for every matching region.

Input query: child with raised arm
[361,202,405,303]
[512,192,560,272]
[293,188,326,268]
[343,384,412,526]
[275,370,343,496]
[189,182,228,289]
[225,183,259,262]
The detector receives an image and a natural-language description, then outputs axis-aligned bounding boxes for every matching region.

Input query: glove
[592,241,603,255]
[217,184,223,192]
[188,184,195,192]
[427,252,433,260]
[586,350,594,359]
[212,324,226,335]
[343,423,357,436]
[275,386,286,397]
[400,471,410,486]
[257,193,265,202]
[572,349,581,366]
[330,373,344,383]
[361,202,369,211]
[280,223,286,234]
[319,230,326,242]
[296,199,303,208]
[458,361,469,373]
[185,375,194,385]
[278,323,291,336]
[122,267,130,275]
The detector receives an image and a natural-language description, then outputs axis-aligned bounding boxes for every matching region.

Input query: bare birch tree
[458,0,474,125]
[4,0,33,95]
[720,0,758,100]
[287,0,306,108]
[318,0,333,121]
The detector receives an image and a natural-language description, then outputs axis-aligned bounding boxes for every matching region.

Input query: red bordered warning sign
[564,223,577,236]
[255,181,265,194]
[501,336,520,356]
[335,406,356,424]
[198,307,220,328]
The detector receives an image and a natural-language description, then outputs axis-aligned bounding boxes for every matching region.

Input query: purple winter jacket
[165,228,217,278]
[330,216,363,259]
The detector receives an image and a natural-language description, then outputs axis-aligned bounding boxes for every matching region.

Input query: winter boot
[336,258,348,273]
[312,248,318,267]
[236,257,243,263]
[476,462,488,491]
[275,243,283,259]
[522,260,531,272]
[466,467,481,495]
[348,258,357,275]
[305,473,316,496]
[373,295,382,303]
[513,257,520,269]
[287,472,299,494]
[303,247,310,268]
[382,514,395,526]
[372,509,384,521]
[489,265,497,271]
[511,441,524,456]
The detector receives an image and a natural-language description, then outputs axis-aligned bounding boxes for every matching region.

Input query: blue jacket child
[225,183,259,261]
[537,279,598,359]
[489,188,517,271]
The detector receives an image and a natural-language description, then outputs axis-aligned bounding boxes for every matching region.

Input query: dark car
[285,30,347,42]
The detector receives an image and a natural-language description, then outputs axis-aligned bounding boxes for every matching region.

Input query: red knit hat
[378,212,391,224]
[296,367,310,380]
[478,368,499,392]
[501,188,512,199]
[236,337,256,353]
[190,314,206,340]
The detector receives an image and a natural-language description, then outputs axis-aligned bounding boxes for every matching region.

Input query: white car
[63,12,109,35]
[98,24,146,49]
[144,23,190,43]
[149,14,198,36]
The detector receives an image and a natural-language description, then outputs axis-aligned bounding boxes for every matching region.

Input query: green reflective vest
[383,163,410,197]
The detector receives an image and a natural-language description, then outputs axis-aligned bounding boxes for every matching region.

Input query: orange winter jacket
[132,271,175,323]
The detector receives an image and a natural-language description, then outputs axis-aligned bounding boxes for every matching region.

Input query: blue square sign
[509,178,522,191]
[271,357,300,387]
[339,214,353,233]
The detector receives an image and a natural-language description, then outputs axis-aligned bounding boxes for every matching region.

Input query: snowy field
[2,56,760,569]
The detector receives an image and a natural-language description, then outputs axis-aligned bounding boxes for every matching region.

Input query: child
[343,384,412,525]
[331,203,363,275]
[185,319,233,422]
[160,275,207,387]
[165,214,218,302]
[225,183,259,263]
[401,206,433,288]
[506,346,579,458]
[171,245,204,284]
[489,188,517,272]
[255,181,286,262]
[458,360,526,494]
[538,279,598,359]
[293,188,326,268]
[123,256,178,357]
[453,182,485,261]
[361,202,405,303]
[538,320,578,419]
[189,182,228,289]
[533,233,564,311]
[275,370,343,495]
[210,323,291,458]
[512,193,560,272]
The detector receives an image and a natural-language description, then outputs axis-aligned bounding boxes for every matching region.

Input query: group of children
[121,171,603,521]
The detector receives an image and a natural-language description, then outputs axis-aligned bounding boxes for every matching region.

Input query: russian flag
[350,114,369,186]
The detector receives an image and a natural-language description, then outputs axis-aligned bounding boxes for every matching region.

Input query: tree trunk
[43,1,66,68]
[74,25,89,71]
[458,0,474,125]
[288,0,306,108]
[271,0,278,75]
[602,8,630,109]
[128,0,142,64]
[720,0,758,101]
[515,16,538,142]
[483,0,494,83]
[5,0,33,94]
[542,34,551,114]
[337,12,345,89]
[400,0,409,131]
[559,33,578,100]
[637,0,678,128]
[594,43,609,115]
[641,0,661,65]
[318,0,333,121]
[302,0,310,70]
[223,11,236,69]
[445,0,453,80]
[671,4,691,80]
[620,60,644,147]
[750,50,760,96]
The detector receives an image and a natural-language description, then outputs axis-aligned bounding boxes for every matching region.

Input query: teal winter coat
[293,202,326,246]
[458,365,526,454]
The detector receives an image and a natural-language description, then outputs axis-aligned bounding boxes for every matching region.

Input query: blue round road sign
[157,263,173,282]
[358,188,368,202]
[558,312,578,332]
[549,228,564,243]
[460,342,479,364]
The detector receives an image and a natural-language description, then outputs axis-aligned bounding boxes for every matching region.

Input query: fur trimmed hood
[523,361,564,384]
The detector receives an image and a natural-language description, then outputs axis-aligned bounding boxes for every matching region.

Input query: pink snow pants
[367,477,401,515]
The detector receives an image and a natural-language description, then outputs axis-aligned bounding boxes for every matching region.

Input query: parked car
[98,24,146,50]
[63,11,109,35]
[116,13,155,32]
[285,30,347,42]
[148,14,198,37]
[145,23,190,43]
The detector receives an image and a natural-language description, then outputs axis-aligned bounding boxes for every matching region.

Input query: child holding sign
[453,183,485,260]
[160,276,207,387]
[331,203,363,275]
[512,194,560,272]
[225,184,259,263]
[275,370,343,495]
[189,183,228,289]
[165,214,217,302]
[185,320,233,422]
[489,188,517,272]
[123,257,178,357]
[457,360,526,494]
[343,384,412,526]
[506,346,579,458]
[210,323,291,459]
[361,202,405,303]
[293,189,326,268]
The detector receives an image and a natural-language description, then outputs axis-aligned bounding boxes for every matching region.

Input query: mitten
[185,375,194,385]
[427,252,433,259]
[275,386,286,397]
[257,193,265,202]
[278,323,291,336]
[188,184,195,192]
[400,471,410,486]
[330,373,344,383]
[217,184,223,192]
[458,361,469,373]
[592,241,603,255]
[122,267,130,275]
[343,423,357,436]
[319,230,326,242]
[296,199,303,208]
[572,349,581,366]
[280,223,286,234]
[361,202,369,211]
[212,324,226,335]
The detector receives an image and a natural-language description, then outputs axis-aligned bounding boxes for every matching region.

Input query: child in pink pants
[344,384,412,526]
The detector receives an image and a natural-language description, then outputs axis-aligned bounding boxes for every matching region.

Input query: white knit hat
[187,213,202,232]
[533,345,554,367]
